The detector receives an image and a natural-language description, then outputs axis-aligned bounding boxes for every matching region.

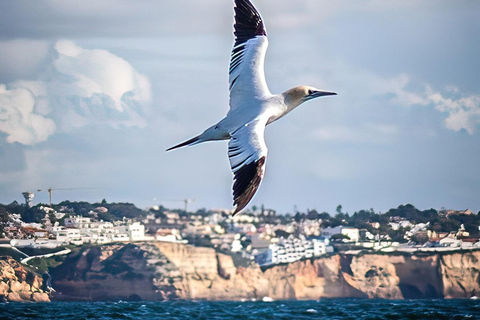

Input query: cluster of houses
[3,204,480,267]
[9,212,154,249]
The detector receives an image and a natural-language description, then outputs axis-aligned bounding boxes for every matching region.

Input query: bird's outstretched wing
[229,0,270,110]
[229,118,268,214]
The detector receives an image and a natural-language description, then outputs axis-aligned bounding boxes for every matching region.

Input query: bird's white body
[167,0,336,214]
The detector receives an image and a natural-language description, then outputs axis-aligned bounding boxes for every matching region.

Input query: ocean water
[1,299,479,320]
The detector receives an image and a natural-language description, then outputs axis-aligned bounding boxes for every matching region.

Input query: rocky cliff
[46,243,480,301]
[0,256,50,302]
[50,243,179,301]
[440,252,480,298]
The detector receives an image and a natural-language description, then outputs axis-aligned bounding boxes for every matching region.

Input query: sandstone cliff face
[0,256,50,302]
[261,255,366,300]
[153,242,266,300]
[50,243,178,301]
[337,254,402,299]
[392,254,443,298]
[440,251,480,298]
[47,243,480,301]
[153,244,480,300]
[154,243,369,300]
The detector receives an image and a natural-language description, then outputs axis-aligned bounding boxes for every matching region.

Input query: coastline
[35,242,480,301]
[3,241,480,302]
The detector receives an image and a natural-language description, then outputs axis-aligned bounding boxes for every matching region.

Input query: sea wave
[1,299,479,320]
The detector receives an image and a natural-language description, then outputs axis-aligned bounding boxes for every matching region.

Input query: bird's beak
[306,90,337,101]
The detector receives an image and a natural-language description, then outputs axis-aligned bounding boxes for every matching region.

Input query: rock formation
[440,252,480,298]
[50,243,178,301]
[0,256,50,302]
[43,243,480,301]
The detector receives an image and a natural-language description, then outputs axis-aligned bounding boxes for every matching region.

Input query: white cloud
[426,89,480,134]
[376,75,480,135]
[330,63,480,136]
[0,40,151,145]
[383,76,480,134]
[0,84,56,145]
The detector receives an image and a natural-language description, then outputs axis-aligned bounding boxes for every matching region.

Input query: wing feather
[227,1,271,214]
[233,0,266,47]
[229,0,270,109]
[228,118,268,214]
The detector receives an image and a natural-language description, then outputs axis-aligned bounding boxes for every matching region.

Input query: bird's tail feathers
[166,135,201,151]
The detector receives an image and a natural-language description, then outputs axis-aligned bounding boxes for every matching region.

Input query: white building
[262,235,333,266]
[128,222,152,241]
[110,233,130,242]
[313,238,333,255]
[53,216,151,245]
[341,227,360,242]
[56,228,82,245]
[231,234,243,253]
[155,229,187,243]
[70,216,93,229]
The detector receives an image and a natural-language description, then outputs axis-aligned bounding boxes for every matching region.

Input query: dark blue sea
[1,299,479,320]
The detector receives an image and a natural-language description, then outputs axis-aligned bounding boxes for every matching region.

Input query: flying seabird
[167,0,336,215]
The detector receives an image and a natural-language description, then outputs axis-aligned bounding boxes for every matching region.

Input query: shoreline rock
[10,243,479,301]
[0,256,50,302]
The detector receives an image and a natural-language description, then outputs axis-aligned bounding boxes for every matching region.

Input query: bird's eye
[307,90,313,96]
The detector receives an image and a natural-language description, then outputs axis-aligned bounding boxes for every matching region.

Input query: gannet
[167,0,336,215]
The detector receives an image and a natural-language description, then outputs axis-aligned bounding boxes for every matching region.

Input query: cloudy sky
[1,0,479,214]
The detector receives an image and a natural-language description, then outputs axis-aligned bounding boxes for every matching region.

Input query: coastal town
[1,192,479,268]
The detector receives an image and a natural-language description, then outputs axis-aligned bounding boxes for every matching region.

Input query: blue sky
[0,0,479,214]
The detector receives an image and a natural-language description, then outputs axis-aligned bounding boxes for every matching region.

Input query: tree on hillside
[306,209,319,220]
[385,204,437,223]
[429,217,461,233]
[2,201,23,215]
[336,205,343,215]
[294,212,305,223]
[318,212,330,220]
[275,229,291,239]
[349,209,383,229]
[105,203,145,219]
[446,214,480,235]
[388,227,409,243]
[149,206,166,219]
[0,207,9,236]
[55,201,93,216]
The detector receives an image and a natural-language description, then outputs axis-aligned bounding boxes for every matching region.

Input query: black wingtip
[232,156,266,216]
[233,0,266,47]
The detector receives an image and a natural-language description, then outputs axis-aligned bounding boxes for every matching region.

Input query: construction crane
[154,198,196,212]
[37,187,97,206]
